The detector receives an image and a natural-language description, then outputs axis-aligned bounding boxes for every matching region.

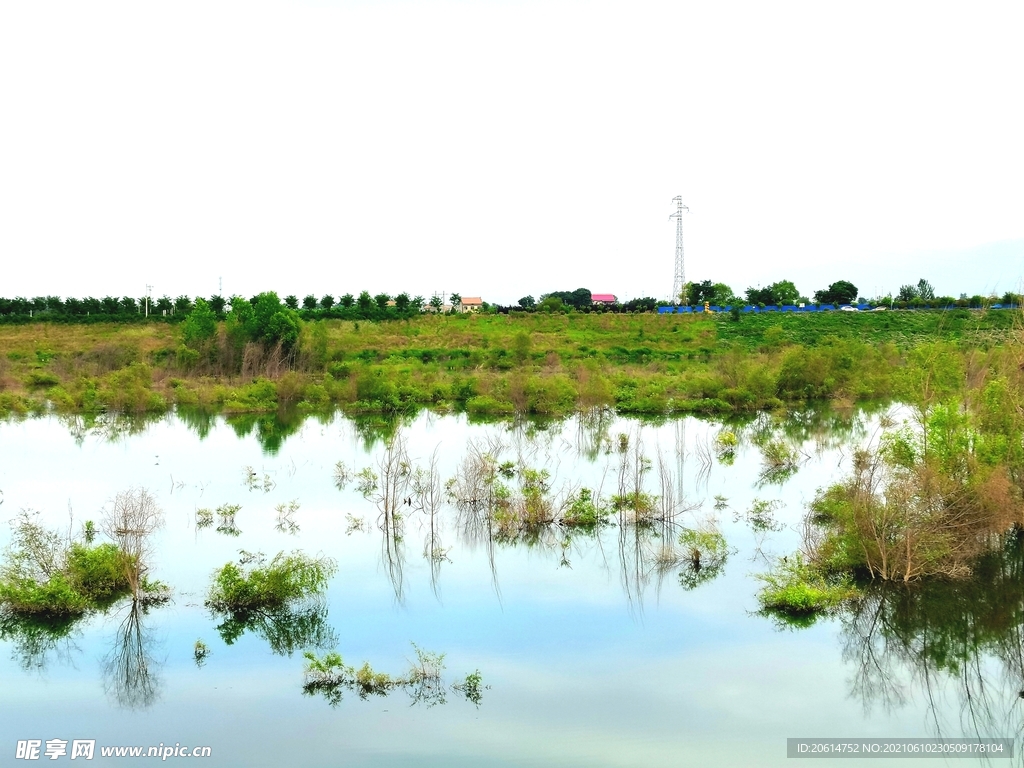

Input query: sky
[1,0,1022,305]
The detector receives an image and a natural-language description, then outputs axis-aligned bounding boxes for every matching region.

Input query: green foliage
[193,639,210,667]
[64,543,131,603]
[229,292,301,350]
[686,280,737,306]
[746,280,800,306]
[813,280,858,305]
[453,670,486,706]
[757,554,858,623]
[677,528,730,590]
[0,512,133,617]
[561,488,608,527]
[181,298,217,350]
[206,551,337,613]
[541,288,592,309]
[204,550,338,654]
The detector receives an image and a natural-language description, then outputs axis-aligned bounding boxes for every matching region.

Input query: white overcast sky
[1,0,1022,304]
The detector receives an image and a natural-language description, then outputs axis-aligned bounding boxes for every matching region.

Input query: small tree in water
[102,488,164,600]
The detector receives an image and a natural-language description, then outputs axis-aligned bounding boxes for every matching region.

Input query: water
[0,408,1020,766]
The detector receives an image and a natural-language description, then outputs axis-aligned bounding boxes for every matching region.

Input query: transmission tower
[669,196,689,303]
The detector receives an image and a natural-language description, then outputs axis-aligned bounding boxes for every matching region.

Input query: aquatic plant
[193,639,210,668]
[452,670,487,707]
[757,439,800,485]
[756,554,858,625]
[274,500,300,535]
[214,504,242,536]
[714,430,737,463]
[206,550,336,613]
[332,461,352,490]
[205,550,338,655]
[801,402,1024,583]
[560,488,609,527]
[677,528,730,590]
[0,510,147,617]
[302,643,475,708]
[738,499,784,533]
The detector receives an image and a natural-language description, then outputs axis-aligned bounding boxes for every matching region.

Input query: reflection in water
[0,611,82,672]
[840,532,1024,751]
[350,413,412,452]
[57,412,165,446]
[102,600,162,710]
[174,407,216,441]
[212,603,338,656]
[225,410,305,455]
[302,645,483,709]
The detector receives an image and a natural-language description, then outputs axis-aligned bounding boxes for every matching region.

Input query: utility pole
[145,285,152,318]
[669,196,689,304]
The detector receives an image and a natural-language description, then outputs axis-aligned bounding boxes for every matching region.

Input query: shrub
[206,551,337,613]
[756,555,858,621]
[0,511,138,617]
[561,488,607,527]
[677,528,730,590]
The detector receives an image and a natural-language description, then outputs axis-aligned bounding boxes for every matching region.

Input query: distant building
[459,297,483,313]
[591,294,617,305]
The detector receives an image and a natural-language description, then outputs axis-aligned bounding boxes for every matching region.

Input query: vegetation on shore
[0,302,1018,422]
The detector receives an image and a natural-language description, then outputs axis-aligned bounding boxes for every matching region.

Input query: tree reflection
[0,611,82,672]
[225,409,305,455]
[211,603,338,656]
[350,413,411,452]
[57,412,164,446]
[841,531,1024,747]
[101,600,162,710]
[175,406,216,440]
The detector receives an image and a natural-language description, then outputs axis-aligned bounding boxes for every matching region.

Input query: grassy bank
[0,308,1017,420]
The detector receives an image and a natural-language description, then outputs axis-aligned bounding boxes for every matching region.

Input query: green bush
[64,543,131,603]
[206,551,337,613]
[465,396,514,416]
[26,371,60,388]
[757,555,858,621]
[0,514,135,617]
[561,488,607,527]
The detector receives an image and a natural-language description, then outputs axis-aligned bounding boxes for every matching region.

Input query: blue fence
[657,304,1020,314]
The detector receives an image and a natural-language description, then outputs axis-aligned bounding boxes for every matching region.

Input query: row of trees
[681,278,1021,308]
[513,289,659,314]
[0,291,454,320]
[1,281,1019,321]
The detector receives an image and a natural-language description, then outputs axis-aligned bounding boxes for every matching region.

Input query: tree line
[0,291,447,322]
[511,290,659,314]
[0,279,1018,323]
[682,278,1019,309]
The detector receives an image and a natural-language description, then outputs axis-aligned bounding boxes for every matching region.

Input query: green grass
[0,309,1018,419]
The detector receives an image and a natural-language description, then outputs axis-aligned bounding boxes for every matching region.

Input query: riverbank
[0,309,1017,419]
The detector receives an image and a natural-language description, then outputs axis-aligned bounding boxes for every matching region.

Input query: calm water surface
[0,408,1020,766]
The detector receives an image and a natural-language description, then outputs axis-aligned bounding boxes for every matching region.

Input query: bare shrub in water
[101,488,163,600]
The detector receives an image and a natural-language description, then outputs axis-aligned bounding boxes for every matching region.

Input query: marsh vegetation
[0,309,1018,424]
[3,397,1024,759]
